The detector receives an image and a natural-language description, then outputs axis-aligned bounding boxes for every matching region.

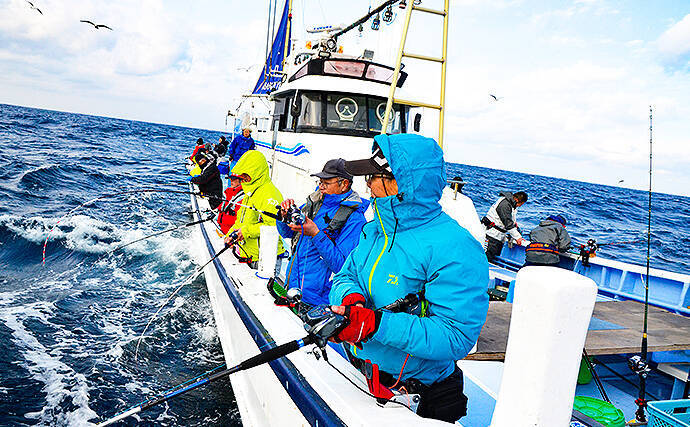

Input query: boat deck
[467,300,690,361]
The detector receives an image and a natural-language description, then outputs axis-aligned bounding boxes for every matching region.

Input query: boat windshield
[278,91,404,137]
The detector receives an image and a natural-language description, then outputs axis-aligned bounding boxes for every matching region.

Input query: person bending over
[482,190,528,262]
[190,152,223,210]
[329,134,488,423]
[524,214,571,267]
[278,159,368,307]
[223,150,284,269]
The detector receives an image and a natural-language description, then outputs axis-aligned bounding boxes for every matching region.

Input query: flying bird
[80,20,113,30]
[489,94,503,102]
[618,179,625,184]
[26,1,42,15]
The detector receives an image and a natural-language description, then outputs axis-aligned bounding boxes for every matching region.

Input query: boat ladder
[381,0,449,148]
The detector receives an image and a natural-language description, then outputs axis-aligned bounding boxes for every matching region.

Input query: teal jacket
[329,134,489,385]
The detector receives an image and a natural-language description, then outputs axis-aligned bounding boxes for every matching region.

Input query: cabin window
[297,93,323,128]
[367,97,402,134]
[325,94,367,131]
[324,61,367,78]
[274,91,406,137]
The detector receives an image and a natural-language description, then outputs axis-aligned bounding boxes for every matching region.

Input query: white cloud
[657,14,690,70]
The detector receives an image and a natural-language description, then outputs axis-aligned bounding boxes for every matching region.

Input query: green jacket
[229,151,285,261]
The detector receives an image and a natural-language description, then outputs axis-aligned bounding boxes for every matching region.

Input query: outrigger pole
[634,105,654,423]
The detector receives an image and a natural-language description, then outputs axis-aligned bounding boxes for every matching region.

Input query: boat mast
[381,0,450,149]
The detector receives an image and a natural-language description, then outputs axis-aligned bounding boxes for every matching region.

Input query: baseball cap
[310,158,353,181]
[344,142,394,177]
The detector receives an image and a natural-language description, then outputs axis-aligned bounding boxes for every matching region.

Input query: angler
[277,158,369,307]
[329,134,488,422]
[524,214,572,267]
[224,150,285,269]
[482,190,528,262]
[189,152,223,210]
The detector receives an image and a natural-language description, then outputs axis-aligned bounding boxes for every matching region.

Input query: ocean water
[0,103,688,426]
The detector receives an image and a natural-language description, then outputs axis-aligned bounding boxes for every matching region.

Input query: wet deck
[465,300,690,361]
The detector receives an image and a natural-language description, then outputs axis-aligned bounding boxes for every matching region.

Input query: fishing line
[134,244,232,360]
[100,215,215,259]
[41,189,201,265]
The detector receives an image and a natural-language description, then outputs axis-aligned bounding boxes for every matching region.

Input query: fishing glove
[341,293,366,307]
[335,305,381,344]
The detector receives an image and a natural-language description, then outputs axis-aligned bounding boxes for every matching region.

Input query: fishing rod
[632,105,654,423]
[41,188,202,265]
[99,335,317,426]
[101,214,216,259]
[98,306,348,426]
[134,239,235,360]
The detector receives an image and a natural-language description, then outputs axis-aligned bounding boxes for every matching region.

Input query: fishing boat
[182,1,690,426]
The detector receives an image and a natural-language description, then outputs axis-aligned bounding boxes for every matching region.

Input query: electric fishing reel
[224,230,240,248]
[579,239,599,267]
[277,204,305,226]
[303,305,348,348]
[628,355,651,379]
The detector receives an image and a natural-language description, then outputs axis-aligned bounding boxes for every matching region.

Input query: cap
[194,152,207,164]
[311,158,353,181]
[547,214,567,226]
[344,143,394,177]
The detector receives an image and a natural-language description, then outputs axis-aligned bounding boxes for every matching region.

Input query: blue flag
[252,0,291,94]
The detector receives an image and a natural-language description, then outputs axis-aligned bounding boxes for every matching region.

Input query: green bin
[573,396,625,427]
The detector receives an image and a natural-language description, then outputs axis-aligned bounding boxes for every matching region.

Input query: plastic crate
[648,400,690,427]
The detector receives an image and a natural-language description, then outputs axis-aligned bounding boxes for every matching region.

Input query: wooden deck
[466,300,690,361]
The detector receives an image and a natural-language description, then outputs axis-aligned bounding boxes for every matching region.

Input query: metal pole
[381,1,414,133]
[438,0,449,149]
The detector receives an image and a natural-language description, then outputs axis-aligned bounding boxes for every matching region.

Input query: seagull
[26,1,42,15]
[489,94,503,102]
[618,179,625,184]
[80,20,113,30]
[237,65,259,72]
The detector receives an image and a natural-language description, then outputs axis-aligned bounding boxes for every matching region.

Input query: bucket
[573,396,625,427]
[577,357,593,384]
[217,161,229,175]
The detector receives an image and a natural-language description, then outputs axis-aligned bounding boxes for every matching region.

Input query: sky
[1,0,689,195]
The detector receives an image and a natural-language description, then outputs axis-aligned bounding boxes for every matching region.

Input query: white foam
[0,303,97,425]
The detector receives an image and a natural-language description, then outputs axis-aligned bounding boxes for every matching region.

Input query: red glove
[335,305,382,344]
[342,293,366,307]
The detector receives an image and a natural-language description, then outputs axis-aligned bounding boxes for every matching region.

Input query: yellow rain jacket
[228,151,285,261]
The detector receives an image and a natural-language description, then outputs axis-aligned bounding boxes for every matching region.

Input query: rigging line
[635,105,654,423]
[264,0,273,69]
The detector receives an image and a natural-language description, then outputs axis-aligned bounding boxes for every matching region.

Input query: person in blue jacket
[277,158,369,307]
[329,134,489,423]
[229,127,256,166]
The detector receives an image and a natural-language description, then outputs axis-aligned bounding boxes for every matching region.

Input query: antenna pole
[634,105,653,423]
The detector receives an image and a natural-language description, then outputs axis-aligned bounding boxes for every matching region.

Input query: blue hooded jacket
[277,189,369,306]
[329,134,489,386]
[229,134,256,161]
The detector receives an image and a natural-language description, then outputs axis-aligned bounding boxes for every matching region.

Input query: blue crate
[648,400,690,427]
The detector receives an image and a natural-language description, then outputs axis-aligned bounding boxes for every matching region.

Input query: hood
[498,191,515,207]
[231,150,270,194]
[539,219,561,228]
[372,134,445,230]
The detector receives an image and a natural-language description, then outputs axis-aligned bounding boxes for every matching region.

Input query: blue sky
[1,0,689,195]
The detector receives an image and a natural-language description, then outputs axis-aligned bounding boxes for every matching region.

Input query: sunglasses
[365,174,391,183]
